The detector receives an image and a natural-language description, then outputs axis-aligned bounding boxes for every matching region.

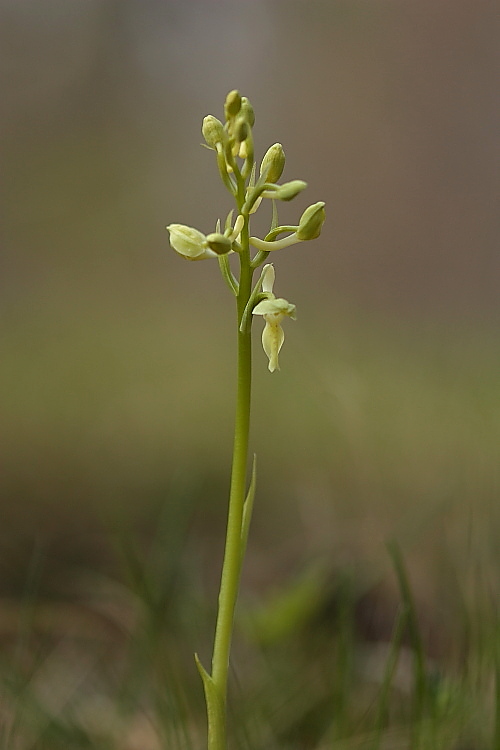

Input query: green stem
[208,215,253,750]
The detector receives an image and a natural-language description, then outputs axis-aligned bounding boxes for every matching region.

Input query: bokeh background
[1,1,499,740]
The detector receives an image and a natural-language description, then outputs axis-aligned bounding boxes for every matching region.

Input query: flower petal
[229,214,245,241]
[261,264,275,294]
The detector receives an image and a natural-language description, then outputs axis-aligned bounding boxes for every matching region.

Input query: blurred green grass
[2,286,499,746]
[1,487,499,750]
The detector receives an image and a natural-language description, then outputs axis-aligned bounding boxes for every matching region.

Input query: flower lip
[262,319,284,373]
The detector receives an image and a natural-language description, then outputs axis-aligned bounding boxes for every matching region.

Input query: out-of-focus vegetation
[2,303,499,748]
[1,0,499,747]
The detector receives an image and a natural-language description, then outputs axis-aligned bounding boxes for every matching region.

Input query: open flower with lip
[252,265,296,372]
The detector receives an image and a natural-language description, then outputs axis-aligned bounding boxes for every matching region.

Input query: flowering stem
[169,91,326,750]
[208,214,253,750]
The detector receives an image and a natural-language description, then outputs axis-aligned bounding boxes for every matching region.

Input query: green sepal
[240,454,257,560]
[195,654,225,750]
[218,254,238,296]
[224,209,234,234]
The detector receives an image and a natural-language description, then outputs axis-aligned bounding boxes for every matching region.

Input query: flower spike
[166,91,327,750]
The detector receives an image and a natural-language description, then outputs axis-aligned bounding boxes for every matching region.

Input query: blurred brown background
[1,0,499,595]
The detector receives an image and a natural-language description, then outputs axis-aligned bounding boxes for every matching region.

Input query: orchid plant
[167,90,325,750]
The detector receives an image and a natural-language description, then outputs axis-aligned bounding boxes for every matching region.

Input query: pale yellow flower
[252,265,296,372]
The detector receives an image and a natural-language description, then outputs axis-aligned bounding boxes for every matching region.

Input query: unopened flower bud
[202,115,225,148]
[265,180,307,202]
[260,143,285,183]
[224,90,242,119]
[296,201,326,240]
[206,233,233,255]
[239,97,255,127]
[233,117,248,144]
[167,224,217,261]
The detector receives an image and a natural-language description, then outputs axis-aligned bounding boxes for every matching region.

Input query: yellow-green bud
[224,90,242,119]
[233,117,248,144]
[260,143,286,183]
[206,232,233,255]
[167,224,217,260]
[267,180,307,201]
[202,115,225,148]
[240,96,255,127]
[296,201,326,240]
